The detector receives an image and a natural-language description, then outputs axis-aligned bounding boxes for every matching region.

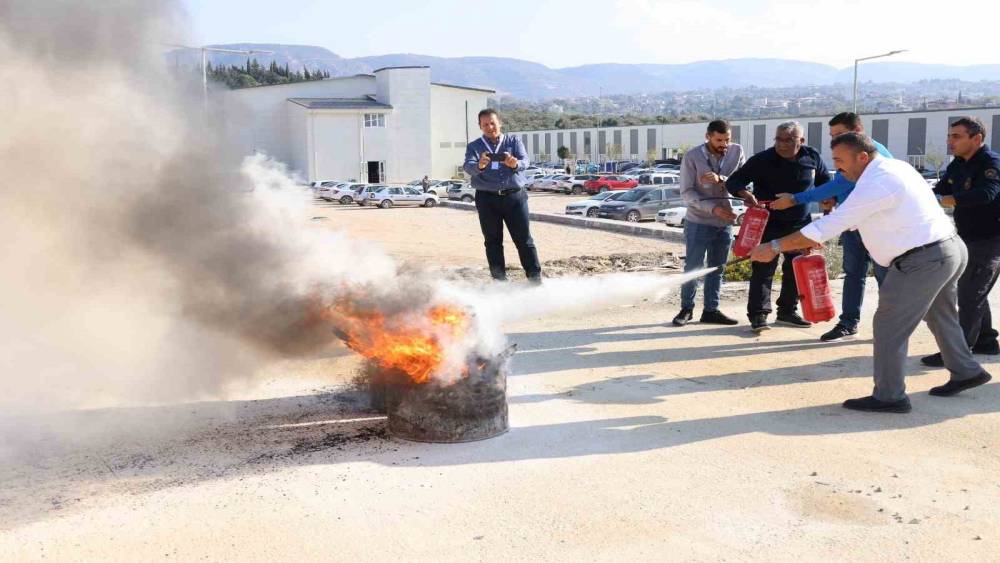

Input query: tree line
[206,58,331,89]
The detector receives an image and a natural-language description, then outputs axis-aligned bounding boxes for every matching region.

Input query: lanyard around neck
[482,134,504,154]
[702,144,723,174]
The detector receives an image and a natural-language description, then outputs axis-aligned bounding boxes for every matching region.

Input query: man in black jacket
[726,121,830,332]
[924,116,1000,366]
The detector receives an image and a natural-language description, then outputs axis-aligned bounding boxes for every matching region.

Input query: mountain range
[173,43,1000,100]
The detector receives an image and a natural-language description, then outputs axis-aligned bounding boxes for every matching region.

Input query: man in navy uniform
[923,116,1000,366]
[463,109,542,283]
[725,121,831,332]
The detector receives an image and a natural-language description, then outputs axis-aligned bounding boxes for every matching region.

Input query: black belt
[891,235,955,267]
[496,188,522,196]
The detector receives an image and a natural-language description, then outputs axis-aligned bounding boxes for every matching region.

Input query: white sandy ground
[1,199,998,561]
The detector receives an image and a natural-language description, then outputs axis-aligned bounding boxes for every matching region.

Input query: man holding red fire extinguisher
[725,121,831,332]
[750,132,992,413]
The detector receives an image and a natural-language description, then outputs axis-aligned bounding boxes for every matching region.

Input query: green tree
[557,146,570,159]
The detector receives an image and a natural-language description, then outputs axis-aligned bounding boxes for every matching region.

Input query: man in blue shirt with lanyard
[770,112,892,342]
[463,109,542,283]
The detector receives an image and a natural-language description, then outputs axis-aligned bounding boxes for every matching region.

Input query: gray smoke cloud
[0,0,403,411]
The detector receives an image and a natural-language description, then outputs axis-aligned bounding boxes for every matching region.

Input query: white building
[511,107,1000,171]
[221,66,493,183]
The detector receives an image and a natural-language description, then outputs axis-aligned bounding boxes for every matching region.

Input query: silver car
[597,186,685,222]
[564,191,626,217]
[360,186,439,208]
[447,182,476,202]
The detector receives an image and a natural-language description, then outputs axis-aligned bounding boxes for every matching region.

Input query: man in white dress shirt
[748,132,992,413]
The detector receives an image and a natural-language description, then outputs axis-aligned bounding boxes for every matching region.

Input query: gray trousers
[873,236,983,402]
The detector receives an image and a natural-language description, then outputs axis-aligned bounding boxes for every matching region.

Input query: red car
[583,175,639,194]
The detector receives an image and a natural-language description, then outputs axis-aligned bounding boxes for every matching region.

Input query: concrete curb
[439,200,685,243]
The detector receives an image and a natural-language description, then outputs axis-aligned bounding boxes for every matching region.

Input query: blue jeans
[681,222,733,311]
[840,229,887,329]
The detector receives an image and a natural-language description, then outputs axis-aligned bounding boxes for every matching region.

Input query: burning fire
[330,301,471,384]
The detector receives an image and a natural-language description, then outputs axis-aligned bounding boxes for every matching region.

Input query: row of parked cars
[311,181,440,208]
[525,163,682,195]
[563,185,748,226]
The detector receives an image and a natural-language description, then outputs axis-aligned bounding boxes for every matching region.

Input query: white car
[533,174,573,193]
[447,182,476,202]
[638,172,680,186]
[315,181,348,200]
[527,174,556,191]
[324,182,367,204]
[656,201,747,227]
[360,186,439,208]
[564,191,626,217]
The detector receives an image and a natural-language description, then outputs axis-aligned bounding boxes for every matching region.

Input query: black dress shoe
[672,308,693,327]
[842,395,912,413]
[700,310,738,325]
[749,313,770,333]
[929,372,992,397]
[921,352,945,367]
[972,340,1000,355]
[776,311,811,327]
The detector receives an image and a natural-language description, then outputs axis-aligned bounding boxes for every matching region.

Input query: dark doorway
[366,161,384,183]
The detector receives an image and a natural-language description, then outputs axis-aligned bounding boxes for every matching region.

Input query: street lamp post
[853,49,907,113]
[166,44,274,109]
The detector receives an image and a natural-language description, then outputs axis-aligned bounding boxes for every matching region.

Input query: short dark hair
[829,112,862,130]
[706,119,731,135]
[950,116,987,140]
[830,132,877,156]
[478,108,500,123]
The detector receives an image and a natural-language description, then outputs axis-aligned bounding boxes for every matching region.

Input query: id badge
[491,162,499,170]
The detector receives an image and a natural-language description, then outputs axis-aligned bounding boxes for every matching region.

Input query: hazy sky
[182,0,999,68]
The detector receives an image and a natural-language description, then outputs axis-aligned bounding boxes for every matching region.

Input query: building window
[364,113,385,128]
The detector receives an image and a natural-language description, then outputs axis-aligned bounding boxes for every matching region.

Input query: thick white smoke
[0,1,403,411]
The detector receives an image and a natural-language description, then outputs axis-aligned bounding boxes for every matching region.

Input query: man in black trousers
[463,109,542,282]
[924,116,1000,366]
[725,121,831,332]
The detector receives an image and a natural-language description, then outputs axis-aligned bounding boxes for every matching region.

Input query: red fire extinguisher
[732,203,770,258]
[792,252,836,323]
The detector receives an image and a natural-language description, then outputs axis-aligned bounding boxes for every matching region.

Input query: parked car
[583,174,639,194]
[354,184,389,205]
[596,186,679,222]
[325,182,368,204]
[657,200,747,227]
[533,174,573,192]
[638,173,680,186]
[566,174,600,194]
[315,181,347,200]
[654,163,681,172]
[359,186,439,208]
[527,174,555,191]
[564,191,626,217]
[447,182,476,202]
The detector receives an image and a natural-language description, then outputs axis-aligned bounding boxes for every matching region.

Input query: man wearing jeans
[751,133,991,413]
[673,120,745,326]
[771,112,892,342]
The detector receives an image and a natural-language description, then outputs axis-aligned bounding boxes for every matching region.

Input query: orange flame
[332,302,470,384]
